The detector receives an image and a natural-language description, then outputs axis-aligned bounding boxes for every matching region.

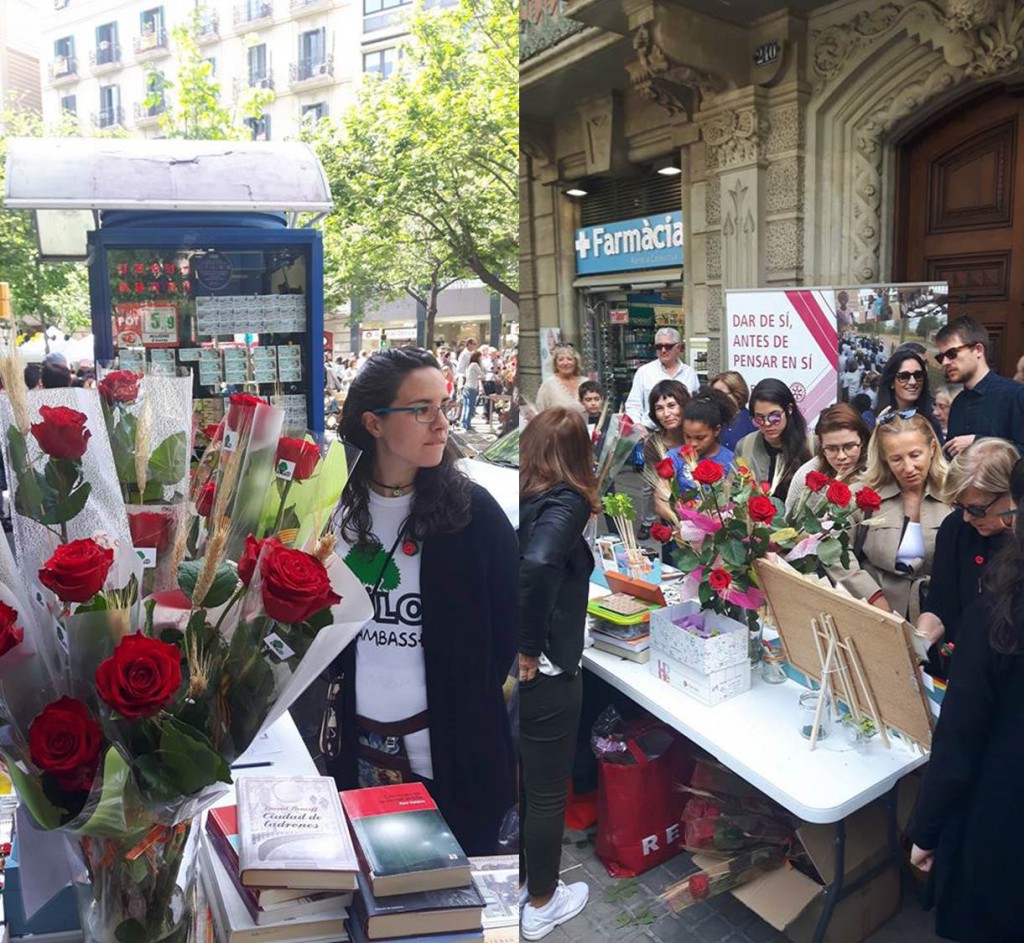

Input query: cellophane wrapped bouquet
[0,352,371,943]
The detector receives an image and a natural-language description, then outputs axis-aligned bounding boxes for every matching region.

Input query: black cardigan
[909,597,1024,941]
[327,484,517,856]
[519,486,593,673]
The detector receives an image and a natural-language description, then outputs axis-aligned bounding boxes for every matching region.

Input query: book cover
[340,783,471,897]
[345,917,483,943]
[237,776,359,891]
[469,856,519,929]
[352,870,483,938]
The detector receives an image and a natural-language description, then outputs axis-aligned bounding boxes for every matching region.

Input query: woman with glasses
[535,344,586,416]
[933,385,960,440]
[916,438,1019,677]
[874,345,944,441]
[785,403,871,517]
[329,348,517,855]
[709,370,757,450]
[909,457,1024,942]
[735,378,813,501]
[833,411,950,620]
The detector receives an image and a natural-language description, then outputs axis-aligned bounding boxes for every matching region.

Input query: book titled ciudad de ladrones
[237,776,360,891]
[340,782,471,897]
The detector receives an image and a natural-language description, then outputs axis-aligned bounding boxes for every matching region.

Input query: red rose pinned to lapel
[402,540,418,556]
[975,555,985,566]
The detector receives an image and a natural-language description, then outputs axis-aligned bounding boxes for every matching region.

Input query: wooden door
[896,89,1024,375]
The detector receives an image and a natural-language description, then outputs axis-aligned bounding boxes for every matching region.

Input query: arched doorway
[895,86,1024,375]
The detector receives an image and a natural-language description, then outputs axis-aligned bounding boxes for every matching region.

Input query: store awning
[572,267,683,290]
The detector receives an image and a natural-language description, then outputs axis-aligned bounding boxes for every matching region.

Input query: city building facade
[520,0,1024,399]
[2,0,43,115]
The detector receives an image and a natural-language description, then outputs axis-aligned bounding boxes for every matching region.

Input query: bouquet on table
[0,349,371,943]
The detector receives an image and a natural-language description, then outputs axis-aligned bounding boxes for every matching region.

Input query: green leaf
[0,751,64,829]
[73,746,135,838]
[158,715,232,795]
[720,539,748,568]
[39,481,91,525]
[110,421,137,484]
[818,537,843,568]
[177,559,238,608]
[148,431,188,486]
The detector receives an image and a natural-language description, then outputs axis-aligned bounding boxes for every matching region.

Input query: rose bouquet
[595,414,645,493]
[661,845,786,912]
[784,472,882,573]
[0,356,371,943]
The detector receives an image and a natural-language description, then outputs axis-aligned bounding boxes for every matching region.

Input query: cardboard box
[650,602,748,673]
[650,650,751,706]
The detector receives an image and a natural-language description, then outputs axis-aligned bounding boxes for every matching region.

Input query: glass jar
[760,651,788,684]
[798,690,832,741]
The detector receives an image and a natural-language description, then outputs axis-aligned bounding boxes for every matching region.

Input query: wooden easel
[806,612,889,751]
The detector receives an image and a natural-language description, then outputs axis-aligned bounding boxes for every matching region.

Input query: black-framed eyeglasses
[895,370,924,382]
[372,404,449,424]
[878,408,917,425]
[935,343,976,365]
[953,493,1006,519]
[654,343,679,351]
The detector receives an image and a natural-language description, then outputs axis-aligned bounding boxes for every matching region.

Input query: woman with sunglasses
[909,458,1024,941]
[785,403,871,517]
[834,411,950,620]
[330,348,517,855]
[915,438,1019,678]
[874,346,944,441]
[735,379,813,501]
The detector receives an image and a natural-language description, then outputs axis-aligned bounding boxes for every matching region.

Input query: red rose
[166,282,177,293]
[708,568,732,593]
[826,480,852,508]
[163,263,176,275]
[855,487,881,512]
[150,263,161,276]
[975,555,985,566]
[117,263,129,276]
[98,370,141,405]
[650,523,674,543]
[30,405,91,460]
[133,263,145,275]
[692,460,725,485]
[28,696,103,793]
[196,480,216,517]
[150,282,161,294]
[118,282,129,294]
[96,632,182,719]
[38,538,113,603]
[238,534,281,587]
[259,543,341,624]
[689,873,710,900]
[748,495,777,525]
[226,393,267,430]
[655,458,676,480]
[0,601,24,658]
[402,540,418,556]
[134,281,146,293]
[202,423,221,441]
[128,510,172,552]
[806,471,831,493]
[275,437,321,481]
[678,444,698,464]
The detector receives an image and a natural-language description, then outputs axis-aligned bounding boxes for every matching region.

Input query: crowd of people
[518,314,1024,941]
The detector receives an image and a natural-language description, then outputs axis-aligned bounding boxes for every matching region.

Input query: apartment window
[245,114,271,141]
[95,22,118,64]
[363,47,398,77]
[248,43,268,86]
[246,0,271,18]
[140,6,164,35]
[203,56,216,76]
[302,102,327,122]
[296,28,327,80]
[54,36,75,73]
[144,72,166,114]
[99,84,120,126]
[60,94,77,116]
[363,0,409,13]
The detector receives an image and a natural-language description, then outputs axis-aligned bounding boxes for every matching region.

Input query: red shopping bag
[595,723,692,877]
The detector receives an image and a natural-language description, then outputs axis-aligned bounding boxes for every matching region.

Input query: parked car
[453,428,519,528]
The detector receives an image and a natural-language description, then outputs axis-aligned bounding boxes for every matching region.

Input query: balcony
[289,55,334,88]
[133,28,170,60]
[134,100,165,127]
[92,105,125,130]
[233,1,273,27]
[89,43,123,73]
[48,56,78,84]
[238,70,275,92]
[291,0,331,15]
[198,12,220,44]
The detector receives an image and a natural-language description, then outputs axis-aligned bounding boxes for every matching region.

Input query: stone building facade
[520,0,1024,397]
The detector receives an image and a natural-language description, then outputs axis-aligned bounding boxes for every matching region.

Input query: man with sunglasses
[935,315,1024,457]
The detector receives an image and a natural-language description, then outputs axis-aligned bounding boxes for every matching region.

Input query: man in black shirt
[935,315,1024,457]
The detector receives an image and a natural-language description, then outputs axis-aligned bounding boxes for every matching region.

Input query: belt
[356,710,429,737]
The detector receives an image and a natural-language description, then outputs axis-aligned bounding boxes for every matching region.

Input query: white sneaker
[520,884,529,907]
[520,880,589,940]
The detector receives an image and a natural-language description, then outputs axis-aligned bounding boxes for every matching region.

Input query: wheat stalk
[192,519,228,608]
[313,530,337,564]
[0,333,30,436]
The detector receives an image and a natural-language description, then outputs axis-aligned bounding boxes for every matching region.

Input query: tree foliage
[306,0,518,339]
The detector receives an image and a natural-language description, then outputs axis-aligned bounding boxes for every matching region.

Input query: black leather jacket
[519,485,593,673]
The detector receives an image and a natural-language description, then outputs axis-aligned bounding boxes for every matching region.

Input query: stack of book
[586,576,667,664]
[200,775,358,943]
[588,612,652,662]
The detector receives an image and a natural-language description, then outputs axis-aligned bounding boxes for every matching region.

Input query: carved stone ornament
[811,4,905,91]
[699,107,770,171]
[625,25,728,118]
[945,0,1001,34]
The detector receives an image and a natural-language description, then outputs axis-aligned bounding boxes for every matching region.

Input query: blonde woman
[833,411,951,620]
[535,345,586,415]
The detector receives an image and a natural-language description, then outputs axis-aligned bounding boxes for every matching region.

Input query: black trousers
[519,670,583,898]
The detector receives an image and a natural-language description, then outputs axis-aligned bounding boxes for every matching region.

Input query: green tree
[307,0,518,341]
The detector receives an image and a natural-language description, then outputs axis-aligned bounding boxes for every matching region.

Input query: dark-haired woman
[329,348,517,856]
[735,379,814,501]
[519,407,600,940]
[670,389,736,490]
[874,346,944,441]
[909,459,1023,942]
[642,379,690,525]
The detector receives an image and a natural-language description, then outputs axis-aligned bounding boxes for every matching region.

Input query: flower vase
[73,820,199,943]
[746,610,763,669]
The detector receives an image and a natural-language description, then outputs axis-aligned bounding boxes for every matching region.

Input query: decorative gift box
[650,651,751,706]
[650,602,748,674]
